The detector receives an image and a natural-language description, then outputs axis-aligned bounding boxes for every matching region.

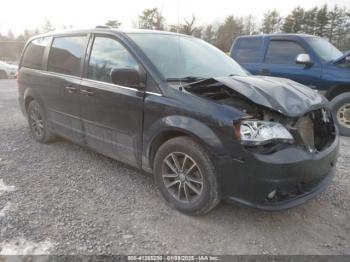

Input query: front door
[79,35,144,167]
[259,40,322,89]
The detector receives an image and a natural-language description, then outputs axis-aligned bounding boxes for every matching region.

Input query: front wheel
[153,136,220,215]
[331,92,350,136]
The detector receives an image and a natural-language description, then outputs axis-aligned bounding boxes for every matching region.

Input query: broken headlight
[239,120,294,145]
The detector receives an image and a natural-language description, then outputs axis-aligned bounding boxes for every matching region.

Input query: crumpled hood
[187,75,327,117]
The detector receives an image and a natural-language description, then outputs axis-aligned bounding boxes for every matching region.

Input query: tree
[282,7,305,33]
[261,10,282,33]
[243,15,257,35]
[7,30,15,40]
[215,16,243,51]
[179,15,202,37]
[202,25,216,43]
[327,5,344,42]
[41,19,55,33]
[315,5,329,36]
[138,8,165,30]
[303,7,318,34]
[105,20,122,29]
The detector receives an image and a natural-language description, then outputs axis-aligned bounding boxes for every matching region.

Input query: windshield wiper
[166,76,205,83]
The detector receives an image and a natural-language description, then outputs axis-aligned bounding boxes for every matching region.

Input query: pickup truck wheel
[0,71,7,79]
[27,100,57,143]
[331,92,350,136]
[154,136,220,215]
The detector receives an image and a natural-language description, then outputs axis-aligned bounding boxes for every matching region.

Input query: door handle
[65,86,77,93]
[259,68,270,75]
[81,89,95,96]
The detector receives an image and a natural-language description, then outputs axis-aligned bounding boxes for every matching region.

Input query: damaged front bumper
[217,135,339,211]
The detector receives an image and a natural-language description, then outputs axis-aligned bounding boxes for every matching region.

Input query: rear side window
[235,38,262,63]
[22,37,51,70]
[48,36,86,76]
[265,40,305,64]
[87,37,139,83]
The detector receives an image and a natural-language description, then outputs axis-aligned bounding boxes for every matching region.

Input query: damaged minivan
[18,29,339,215]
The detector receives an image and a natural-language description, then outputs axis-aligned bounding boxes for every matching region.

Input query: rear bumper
[218,136,339,211]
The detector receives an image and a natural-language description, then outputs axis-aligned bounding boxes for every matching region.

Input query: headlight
[239,120,294,145]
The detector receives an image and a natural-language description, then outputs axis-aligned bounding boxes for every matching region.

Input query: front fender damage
[184,75,336,153]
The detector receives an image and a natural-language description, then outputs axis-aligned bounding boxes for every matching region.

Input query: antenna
[177,0,180,33]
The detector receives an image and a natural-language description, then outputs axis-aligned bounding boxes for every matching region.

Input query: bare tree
[215,16,243,51]
[178,15,203,37]
[202,25,216,43]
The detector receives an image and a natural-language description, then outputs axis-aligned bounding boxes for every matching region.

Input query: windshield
[306,37,343,62]
[128,33,249,81]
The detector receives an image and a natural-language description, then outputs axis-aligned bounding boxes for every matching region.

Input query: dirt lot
[0,79,349,255]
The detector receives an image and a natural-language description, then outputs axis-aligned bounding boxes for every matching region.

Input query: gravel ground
[0,79,349,255]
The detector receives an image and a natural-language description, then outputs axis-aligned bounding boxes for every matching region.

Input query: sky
[1,0,349,35]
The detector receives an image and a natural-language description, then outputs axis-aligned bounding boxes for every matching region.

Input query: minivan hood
[185,75,326,117]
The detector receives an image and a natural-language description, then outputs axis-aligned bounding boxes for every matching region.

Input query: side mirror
[296,54,313,65]
[110,68,146,89]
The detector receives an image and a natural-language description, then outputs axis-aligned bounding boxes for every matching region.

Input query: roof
[30,28,190,40]
[236,33,317,39]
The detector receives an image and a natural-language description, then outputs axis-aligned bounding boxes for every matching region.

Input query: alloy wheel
[29,102,44,138]
[161,152,203,203]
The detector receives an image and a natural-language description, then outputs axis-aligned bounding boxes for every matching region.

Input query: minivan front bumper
[218,135,339,211]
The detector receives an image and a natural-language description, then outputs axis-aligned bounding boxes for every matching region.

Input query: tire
[330,92,350,136]
[0,70,7,79]
[153,136,220,215]
[27,100,57,143]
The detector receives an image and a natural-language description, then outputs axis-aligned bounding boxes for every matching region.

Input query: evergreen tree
[138,8,165,30]
[105,20,122,29]
[303,7,318,34]
[261,10,282,33]
[41,19,55,33]
[315,5,329,37]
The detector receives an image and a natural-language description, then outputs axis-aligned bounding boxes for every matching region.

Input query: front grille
[292,108,336,152]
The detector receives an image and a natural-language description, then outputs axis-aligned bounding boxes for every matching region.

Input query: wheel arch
[325,85,350,101]
[23,88,45,114]
[145,116,227,170]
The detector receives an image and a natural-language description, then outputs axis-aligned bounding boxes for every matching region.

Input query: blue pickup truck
[230,34,350,136]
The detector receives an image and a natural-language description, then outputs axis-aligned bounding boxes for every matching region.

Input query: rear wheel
[154,136,220,215]
[331,92,350,136]
[27,100,57,143]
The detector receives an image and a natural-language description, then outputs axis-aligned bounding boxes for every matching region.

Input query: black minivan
[18,28,339,215]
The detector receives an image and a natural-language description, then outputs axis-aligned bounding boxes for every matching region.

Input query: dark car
[17,29,339,215]
[230,34,350,136]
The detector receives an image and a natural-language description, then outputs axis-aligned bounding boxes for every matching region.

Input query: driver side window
[88,37,139,83]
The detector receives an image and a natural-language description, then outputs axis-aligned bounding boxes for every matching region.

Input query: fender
[142,115,229,172]
[324,84,350,100]
[22,87,46,115]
